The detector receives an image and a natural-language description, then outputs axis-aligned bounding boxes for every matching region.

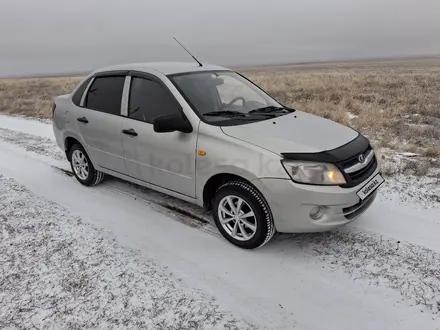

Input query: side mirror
[153,113,193,134]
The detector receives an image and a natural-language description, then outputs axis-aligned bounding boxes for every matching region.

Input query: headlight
[281,160,346,185]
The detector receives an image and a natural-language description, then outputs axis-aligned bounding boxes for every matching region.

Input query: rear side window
[85,76,125,115]
[128,77,181,123]
[72,77,92,106]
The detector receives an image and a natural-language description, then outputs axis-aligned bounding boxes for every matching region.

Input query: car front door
[121,73,197,198]
[76,73,126,174]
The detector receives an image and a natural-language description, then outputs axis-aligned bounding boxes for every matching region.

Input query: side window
[128,77,181,123]
[72,77,92,106]
[85,76,125,115]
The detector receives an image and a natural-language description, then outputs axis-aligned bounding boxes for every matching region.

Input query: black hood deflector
[281,133,369,163]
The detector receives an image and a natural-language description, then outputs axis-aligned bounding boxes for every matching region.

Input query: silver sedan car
[52,62,383,249]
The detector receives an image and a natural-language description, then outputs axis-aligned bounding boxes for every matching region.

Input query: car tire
[212,180,275,249]
[69,144,105,187]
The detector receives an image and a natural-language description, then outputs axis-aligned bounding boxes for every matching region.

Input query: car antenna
[173,37,203,67]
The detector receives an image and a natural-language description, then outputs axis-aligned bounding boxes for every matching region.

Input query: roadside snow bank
[0,176,255,329]
[0,114,54,140]
[0,127,64,161]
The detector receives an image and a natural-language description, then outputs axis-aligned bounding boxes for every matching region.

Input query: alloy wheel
[218,195,257,241]
[71,149,89,180]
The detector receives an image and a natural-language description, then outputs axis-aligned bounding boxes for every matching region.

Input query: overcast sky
[1,0,439,76]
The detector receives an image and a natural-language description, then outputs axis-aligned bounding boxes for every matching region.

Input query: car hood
[221,111,359,155]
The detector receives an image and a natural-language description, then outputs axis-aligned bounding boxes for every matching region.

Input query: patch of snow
[398,152,421,158]
[0,176,256,329]
[0,127,64,161]
[380,174,440,208]
[278,230,440,313]
[377,148,440,208]
[0,114,54,140]
[346,111,358,120]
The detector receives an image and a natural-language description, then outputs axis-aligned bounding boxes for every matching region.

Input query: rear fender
[63,131,87,161]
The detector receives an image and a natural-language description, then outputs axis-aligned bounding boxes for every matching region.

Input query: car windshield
[170,71,291,125]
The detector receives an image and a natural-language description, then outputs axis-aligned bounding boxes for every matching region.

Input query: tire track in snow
[0,126,220,235]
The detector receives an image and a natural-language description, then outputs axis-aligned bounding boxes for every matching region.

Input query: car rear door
[121,73,197,198]
[75,72,127,174]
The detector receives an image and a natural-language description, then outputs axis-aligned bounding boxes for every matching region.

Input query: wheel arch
[202,169,261,210]
[64,136,83,161]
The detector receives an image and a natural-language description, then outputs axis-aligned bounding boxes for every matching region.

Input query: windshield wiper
[204,110,247,117]
[248,106,294,115]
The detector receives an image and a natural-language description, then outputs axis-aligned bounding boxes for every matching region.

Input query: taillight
[51,103,56,119]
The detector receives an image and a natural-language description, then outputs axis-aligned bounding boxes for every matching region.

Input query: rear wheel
[69,144,105,186]
[212,181,275,249]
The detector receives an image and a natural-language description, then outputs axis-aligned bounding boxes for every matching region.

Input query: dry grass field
[0,59,439,174]
[246,59,440,156]
[0,77,80,118]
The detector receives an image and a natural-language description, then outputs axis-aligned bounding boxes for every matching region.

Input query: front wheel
[69,144,105,186]
[212,181,275,249]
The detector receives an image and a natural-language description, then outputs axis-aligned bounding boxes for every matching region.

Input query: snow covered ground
[0,114,439,329]
[0,176,254,329]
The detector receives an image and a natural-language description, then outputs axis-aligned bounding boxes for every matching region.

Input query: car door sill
[98,166,199,206]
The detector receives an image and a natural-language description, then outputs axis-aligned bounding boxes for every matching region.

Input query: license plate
[357,174,384,200]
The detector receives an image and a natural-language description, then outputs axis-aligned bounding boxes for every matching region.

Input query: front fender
[195,165,259,206]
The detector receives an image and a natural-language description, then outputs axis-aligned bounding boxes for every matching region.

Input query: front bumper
[252,168,381,233]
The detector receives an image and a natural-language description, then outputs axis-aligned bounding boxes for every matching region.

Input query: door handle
[77,117,89,124]
[122,128,138,137]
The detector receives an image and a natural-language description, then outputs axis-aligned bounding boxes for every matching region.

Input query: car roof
[94,62,230,76]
